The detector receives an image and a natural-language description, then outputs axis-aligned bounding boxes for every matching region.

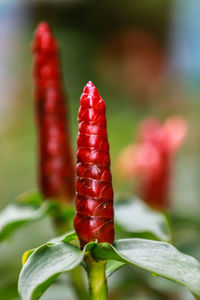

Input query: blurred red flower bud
[32,22,75,204]
[117,116,187,211]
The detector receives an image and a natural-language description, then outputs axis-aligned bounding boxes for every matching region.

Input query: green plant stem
[85,254,108,300]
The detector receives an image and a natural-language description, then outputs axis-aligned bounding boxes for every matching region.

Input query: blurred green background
[1,0,200,299]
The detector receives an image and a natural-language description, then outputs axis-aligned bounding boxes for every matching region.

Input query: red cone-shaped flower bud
[74,81,114,248]
[32,22,74,204]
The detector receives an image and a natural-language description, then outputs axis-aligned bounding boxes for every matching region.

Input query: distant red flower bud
[138,117,187,210]
[117,116,187,211]
[32,22,74,204]
[74,81,114,248]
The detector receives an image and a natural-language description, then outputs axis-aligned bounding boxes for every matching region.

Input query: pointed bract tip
[35,22,51,38]
[32,21,57,53]
[83,81,100,98]
[87,80,94,87]
[83,81,94,91]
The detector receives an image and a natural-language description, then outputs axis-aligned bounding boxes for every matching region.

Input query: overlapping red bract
[32,22,74,203]
[74,81,114,248]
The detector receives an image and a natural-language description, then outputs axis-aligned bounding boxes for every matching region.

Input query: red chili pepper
[74,81,114,248]
[32,22,75,204]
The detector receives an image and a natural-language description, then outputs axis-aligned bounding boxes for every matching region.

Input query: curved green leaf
[62,231,78,243]
[92,238,200,299]
[22,249,35,266]
[106,260,126,278]
[16,190,44,207]
[18,240,95,300]
[0,203,50,241]
[22,231,78,266]
[48,231,78,244]
[115,199,171,242]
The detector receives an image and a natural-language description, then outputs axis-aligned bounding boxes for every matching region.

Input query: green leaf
[0,203,51,241]
[16,189,44,207]
[18,239,96,300]
[114,199,171,242]
[62,231,78,243]
[106,260,126,278]
[22,249,35,266]
[92,238,200,299]
[22,231,78,266]
[48,231,78,244]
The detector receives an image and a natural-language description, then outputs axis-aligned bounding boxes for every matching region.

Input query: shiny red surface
[32,22,74,203]
[74,81,114,248]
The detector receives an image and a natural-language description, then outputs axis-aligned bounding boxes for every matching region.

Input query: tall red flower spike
[32,22,75,204]
[74,81,114,248]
